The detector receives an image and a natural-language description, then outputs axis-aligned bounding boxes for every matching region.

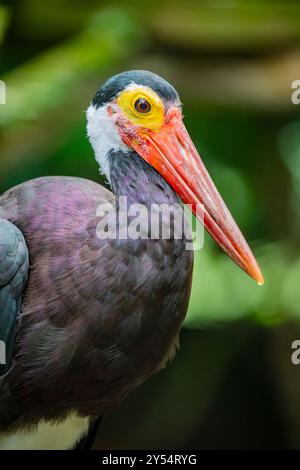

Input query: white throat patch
[86,104,129,183]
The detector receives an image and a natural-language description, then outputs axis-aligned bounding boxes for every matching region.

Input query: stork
[0,70,263,449]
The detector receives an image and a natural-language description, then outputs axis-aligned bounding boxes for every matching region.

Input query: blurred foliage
[1,0,300,449]
[0,10,143,127]
[0,7,9,45]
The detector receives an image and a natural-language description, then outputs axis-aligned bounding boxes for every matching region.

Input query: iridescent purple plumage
[0,152,193,431]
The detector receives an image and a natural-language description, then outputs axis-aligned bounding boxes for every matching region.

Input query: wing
[0,219,29,376]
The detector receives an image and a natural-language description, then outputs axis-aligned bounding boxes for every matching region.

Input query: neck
[108,150,180,207]
[106,150,188,243]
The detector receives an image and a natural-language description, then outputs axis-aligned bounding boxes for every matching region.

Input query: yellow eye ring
[117,86,165,131]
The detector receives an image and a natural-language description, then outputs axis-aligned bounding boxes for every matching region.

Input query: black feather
[0,219,29,376]
[92,70,179,108]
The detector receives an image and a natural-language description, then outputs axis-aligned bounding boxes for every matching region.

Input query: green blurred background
[1,0,300,449]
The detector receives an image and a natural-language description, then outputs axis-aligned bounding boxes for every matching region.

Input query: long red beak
[122,107,264,285]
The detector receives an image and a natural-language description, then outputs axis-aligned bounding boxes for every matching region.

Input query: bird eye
[134,97,151,114]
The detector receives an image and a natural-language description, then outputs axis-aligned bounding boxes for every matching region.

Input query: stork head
[87,70,264,285]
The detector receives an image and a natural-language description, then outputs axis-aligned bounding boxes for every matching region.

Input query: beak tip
[241,253,264,285]
[250,266,264,286]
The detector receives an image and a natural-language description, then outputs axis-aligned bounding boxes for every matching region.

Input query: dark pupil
[135,98,151,114]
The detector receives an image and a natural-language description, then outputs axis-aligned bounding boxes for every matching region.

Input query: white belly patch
[0,414,90,450]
